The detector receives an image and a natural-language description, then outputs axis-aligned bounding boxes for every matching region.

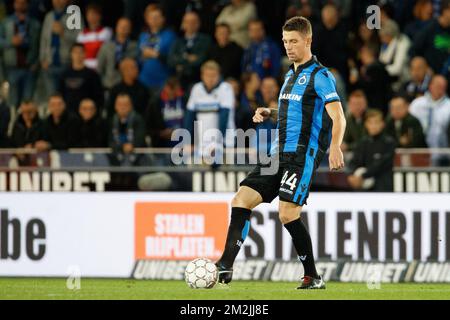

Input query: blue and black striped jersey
[270,56,340,156]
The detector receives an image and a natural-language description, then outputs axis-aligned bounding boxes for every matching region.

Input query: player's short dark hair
[283,16,312,37]
[365,109,384,122]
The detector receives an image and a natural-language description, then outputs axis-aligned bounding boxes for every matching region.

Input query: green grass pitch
[0,278,449,300]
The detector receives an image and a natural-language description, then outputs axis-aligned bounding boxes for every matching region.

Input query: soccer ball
[185,258,218,289]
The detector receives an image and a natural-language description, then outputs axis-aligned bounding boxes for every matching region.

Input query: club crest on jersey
[298,75,307,85]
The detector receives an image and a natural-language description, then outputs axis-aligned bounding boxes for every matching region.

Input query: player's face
[282,30,311,63]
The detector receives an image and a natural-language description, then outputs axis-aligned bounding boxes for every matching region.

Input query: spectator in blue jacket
[241,19,281,79]
[138,4,176,92]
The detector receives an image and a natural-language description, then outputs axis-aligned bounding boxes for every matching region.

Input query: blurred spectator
[122,0,153,37]
[411,0,450,73]
[138,4,176,92]
[59,43,104,113]
[168,11,211,90]
[286,0,316,25]
[350,44,391,114]
[442,57,450,96]
[401,56,433,101]
[97,17,138,91]
[109,93,147,165]
[342,90,368,151]
[404,0,434,41]
[146,77,185,148]
[208,23,243,80]
[10,99,45,149]
[312,4,348,80]
[378,19,411,89]
[348,20,380,62]
[256,76,278,153]
[72,98,108,148]
[42,93,77,150]
[348,109,396,192]
[40,0,80,98]
[236,72,261,132]
[385,94,427,148]
[107,58,149,119]
[0,0,41,108]
[410,75,450,149]
[185,60,235,151]
[76,3,112,70]
[0,97,10,147]
[241,19,281,79]
[216,0,257,49]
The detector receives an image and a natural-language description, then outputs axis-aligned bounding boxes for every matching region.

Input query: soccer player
[216,16,346,289]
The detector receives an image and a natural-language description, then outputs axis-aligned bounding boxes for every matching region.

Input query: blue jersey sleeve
[314,69,340,105]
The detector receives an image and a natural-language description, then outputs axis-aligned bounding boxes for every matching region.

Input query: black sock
[218,207,252,269]
[284,218,319,278]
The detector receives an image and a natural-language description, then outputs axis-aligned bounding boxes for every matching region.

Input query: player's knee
[231,194,252,209]
[279,212,300,225]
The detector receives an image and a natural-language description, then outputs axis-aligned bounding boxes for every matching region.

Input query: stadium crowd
[0,0,449,162]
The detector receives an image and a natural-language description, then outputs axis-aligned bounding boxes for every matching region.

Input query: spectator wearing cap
[97,17,138,91]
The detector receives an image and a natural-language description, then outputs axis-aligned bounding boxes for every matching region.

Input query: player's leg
[216,186,263,283]
[278,152,325,289]
[279,201,324,289]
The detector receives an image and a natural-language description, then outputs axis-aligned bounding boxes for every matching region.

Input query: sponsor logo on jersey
[280,93,302,101]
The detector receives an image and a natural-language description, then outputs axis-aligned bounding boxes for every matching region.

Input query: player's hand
[253,108,271,123]
[329,145,344,171]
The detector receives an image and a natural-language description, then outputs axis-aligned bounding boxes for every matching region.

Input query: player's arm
[325,101,346,171]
